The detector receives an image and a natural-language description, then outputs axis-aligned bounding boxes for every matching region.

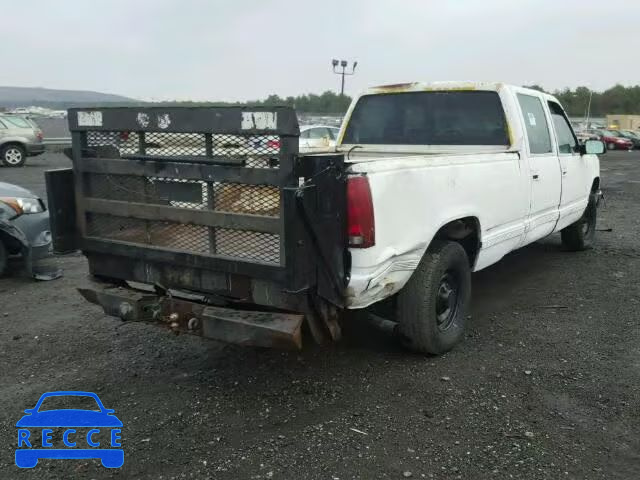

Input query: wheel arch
[430,216,482,269]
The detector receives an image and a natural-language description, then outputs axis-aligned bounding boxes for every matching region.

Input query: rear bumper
[78,282,304,350]
[26,143,45,156]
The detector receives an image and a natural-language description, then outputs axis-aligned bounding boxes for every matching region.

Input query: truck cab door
[516,93,562,244]
[547,100,591,231]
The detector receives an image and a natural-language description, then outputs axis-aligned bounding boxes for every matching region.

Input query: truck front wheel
[397,241,471,355]
[561,193,597,251]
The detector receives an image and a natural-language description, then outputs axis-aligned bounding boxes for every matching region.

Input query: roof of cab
[359,81,561,106]
[365,81,506,94]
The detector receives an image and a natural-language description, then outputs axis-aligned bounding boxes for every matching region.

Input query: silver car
[0,182,54,278]
[0,115,45,167]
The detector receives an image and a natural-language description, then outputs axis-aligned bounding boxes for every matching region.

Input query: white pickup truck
[337,81,603,353]
[50,84,604,355]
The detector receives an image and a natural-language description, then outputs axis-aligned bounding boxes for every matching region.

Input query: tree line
[156,91,353,114]
[9,85,640,117]
[199,85,640,117]
[525,84,640,117]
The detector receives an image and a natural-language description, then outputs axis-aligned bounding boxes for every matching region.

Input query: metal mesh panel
[145,132,206,156]
[86,131,138,155]
[212,182,279,216]
[85,174,280,216]
[86,213,280,264]
[84,131,281,169]
[214,229,280,264]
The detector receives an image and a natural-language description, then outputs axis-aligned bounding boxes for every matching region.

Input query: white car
[299,125,340,153]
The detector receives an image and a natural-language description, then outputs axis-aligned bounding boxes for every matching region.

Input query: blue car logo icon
[15,391,123,468]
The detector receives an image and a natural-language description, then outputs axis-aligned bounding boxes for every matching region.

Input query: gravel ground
[0,152,639,479]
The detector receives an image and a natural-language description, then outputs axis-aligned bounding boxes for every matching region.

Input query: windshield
[342,91,509,146]
[605,130,621,137]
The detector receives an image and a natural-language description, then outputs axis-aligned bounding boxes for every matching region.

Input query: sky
[1,0,638,101]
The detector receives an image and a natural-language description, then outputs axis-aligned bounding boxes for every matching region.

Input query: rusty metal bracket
[78,283,303,350]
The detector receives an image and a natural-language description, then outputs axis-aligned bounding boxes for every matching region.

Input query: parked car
[597,129,633,150]
[0,182,52,277]
[0,115,45,167]
[617,130,640,149]
[49,83,603,356]
[299,125,340,153]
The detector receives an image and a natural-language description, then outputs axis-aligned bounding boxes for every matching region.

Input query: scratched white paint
[77,111,102,127]
[137,113,150,128]
[241,112,277,130]
[157,114,171,129]
[338,82,600,308]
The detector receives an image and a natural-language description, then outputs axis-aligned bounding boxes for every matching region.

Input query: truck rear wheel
[397,241,471,355]
[561,193,597,251]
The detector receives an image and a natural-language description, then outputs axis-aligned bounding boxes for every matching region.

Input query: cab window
[548,101,577,154]
[517,93,552,154]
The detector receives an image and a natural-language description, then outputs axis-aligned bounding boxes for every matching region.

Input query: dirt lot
[1,152,639,479]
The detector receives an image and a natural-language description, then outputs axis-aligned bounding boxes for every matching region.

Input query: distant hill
[0,86,137,108]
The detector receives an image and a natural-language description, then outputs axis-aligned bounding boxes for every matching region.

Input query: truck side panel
[346,152,528,309]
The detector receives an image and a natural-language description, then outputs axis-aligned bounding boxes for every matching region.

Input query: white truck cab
[338,82,603,353]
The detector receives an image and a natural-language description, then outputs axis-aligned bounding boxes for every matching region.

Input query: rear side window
[548,101,577,154]
[342,91,509,146]
[517,94,552,154]
[0,116,31,128]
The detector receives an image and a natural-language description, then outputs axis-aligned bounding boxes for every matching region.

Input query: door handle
[532,174,539,180]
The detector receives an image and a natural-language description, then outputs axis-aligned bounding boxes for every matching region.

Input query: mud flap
[45,168,78,254]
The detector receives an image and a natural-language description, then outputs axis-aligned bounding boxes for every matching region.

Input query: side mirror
[580,139,605,155]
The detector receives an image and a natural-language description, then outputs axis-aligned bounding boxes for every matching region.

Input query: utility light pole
[585,89,593,129]
[332,59,357,96]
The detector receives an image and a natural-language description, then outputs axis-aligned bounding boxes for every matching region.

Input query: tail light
[347,176,375,248]
[267,139,281,149]
[119,131,130,141]
[36,131,43,141]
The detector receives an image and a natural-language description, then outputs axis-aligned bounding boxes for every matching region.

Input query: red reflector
[347,176,375,248]
[119,131,130,141]
[267,139,281,149]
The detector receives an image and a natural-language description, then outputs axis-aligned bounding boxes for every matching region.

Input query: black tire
[0,240,7,277]
[561,193,597,251]
[1,144,27,167]
[396,241,471,355]
[607,142,616,151]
